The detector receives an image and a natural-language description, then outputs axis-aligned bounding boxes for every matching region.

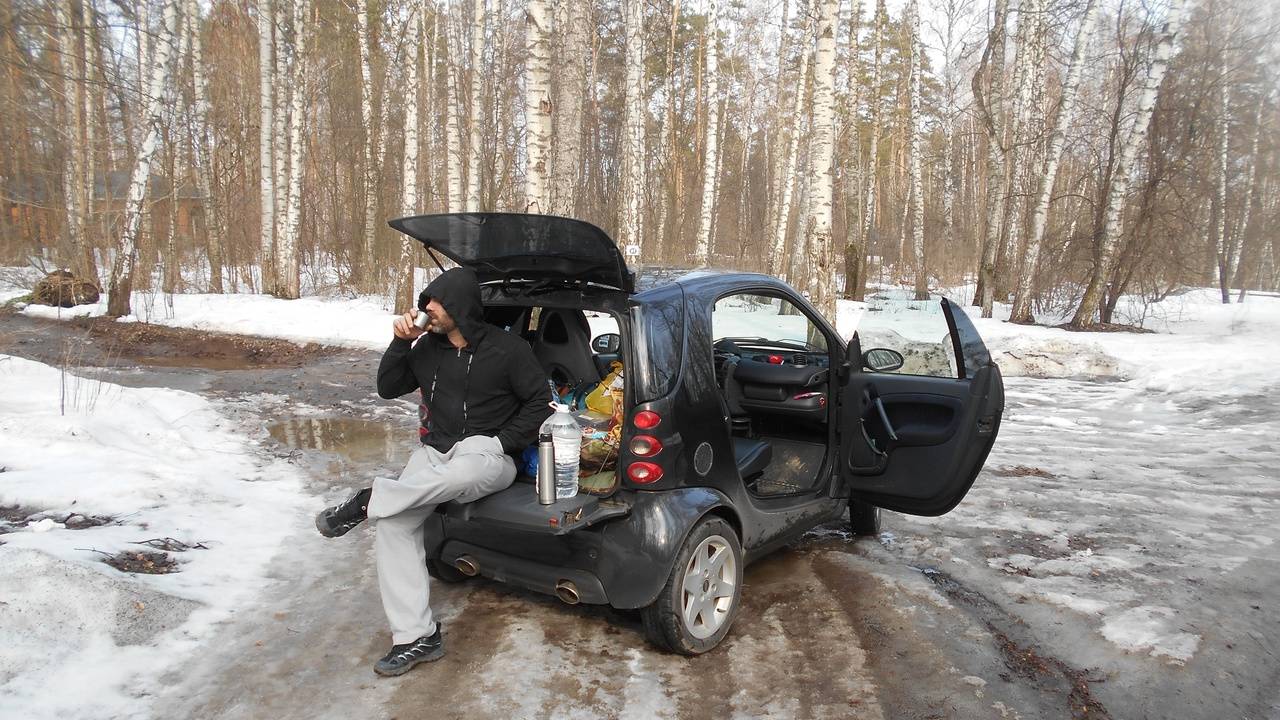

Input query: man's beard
[427,315,456,334]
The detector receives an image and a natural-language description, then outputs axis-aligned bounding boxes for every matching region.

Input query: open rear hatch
[389,212,635,293]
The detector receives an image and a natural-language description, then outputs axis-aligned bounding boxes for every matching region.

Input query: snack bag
[586,361,624,415]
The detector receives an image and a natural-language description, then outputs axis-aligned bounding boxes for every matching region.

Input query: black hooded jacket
[377,267,552,455]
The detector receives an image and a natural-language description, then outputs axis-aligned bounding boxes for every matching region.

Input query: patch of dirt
[73,318,341,369]
[1057,322,1155,334]
[61,511,115,529]
[0,504,37,533]
[992,465,1057,478]
[102,549,180,574]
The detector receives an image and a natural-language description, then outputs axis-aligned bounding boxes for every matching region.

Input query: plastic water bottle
[539,402,581,500]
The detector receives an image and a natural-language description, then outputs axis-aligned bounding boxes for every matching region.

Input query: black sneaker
[314,488,372,538]
[374,624,444,677]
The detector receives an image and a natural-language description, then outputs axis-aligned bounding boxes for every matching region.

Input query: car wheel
[641,516,743,655]
[427,558,469,584]
[849,500,881,536]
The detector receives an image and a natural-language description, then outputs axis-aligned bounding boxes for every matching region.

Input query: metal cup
[414,311,431,330]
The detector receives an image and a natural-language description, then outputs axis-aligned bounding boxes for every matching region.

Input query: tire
[641,516,743,655]
[849,500,882,536]
[427,558,469,584]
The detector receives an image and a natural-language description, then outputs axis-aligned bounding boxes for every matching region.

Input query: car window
[712,293,827,352]
[854,291,958,378]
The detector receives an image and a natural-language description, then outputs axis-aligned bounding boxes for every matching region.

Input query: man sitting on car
[314,266,552,676]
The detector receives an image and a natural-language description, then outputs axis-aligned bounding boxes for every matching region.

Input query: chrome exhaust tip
[454,555,479,577]
[555,580,580,605]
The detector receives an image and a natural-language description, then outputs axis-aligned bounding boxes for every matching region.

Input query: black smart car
[388,212,1005,655]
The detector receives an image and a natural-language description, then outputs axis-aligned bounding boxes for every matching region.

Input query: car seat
[534,308,602,389]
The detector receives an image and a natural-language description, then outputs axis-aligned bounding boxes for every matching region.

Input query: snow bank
[0,355,306,718]
[6,268,1279,394]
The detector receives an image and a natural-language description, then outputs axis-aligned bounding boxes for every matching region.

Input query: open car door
[836,298,1004,515]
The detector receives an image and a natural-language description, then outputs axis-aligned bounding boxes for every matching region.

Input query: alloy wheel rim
[680,534,737,639]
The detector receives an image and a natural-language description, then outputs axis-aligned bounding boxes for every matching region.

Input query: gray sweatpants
[367,434,516,644]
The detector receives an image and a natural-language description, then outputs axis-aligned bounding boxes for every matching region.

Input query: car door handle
[873,396,898,442]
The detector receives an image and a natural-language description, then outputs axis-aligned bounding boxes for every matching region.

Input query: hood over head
[417,267,487,345]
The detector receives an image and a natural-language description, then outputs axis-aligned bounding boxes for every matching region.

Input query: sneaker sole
[373,646,445,677]
[314,509,359,538]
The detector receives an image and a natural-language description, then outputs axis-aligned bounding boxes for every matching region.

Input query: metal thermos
[537,432,556,505]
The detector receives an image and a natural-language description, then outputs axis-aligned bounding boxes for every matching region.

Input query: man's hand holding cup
[393,308,429,341]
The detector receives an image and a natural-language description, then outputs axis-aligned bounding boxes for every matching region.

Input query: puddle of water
[268,417,414,466]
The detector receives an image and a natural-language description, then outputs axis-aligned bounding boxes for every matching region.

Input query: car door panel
[839,299,1004,516]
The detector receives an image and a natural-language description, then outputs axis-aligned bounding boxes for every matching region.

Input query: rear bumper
[439,539,609,604]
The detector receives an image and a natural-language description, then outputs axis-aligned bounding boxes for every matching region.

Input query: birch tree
[804,0,839,315]
[55,0,88,279]
[524,0,553,212]
[1071,0,1186,327]
[357,0,379,288]
[446,46,465,211]
[277,0,309,299]
[693,0,720,264]
[973,0,1008,316]
[769,3,813,280]
[465,0,485,211]
[258,0,274,291]
[106,0,181,317]
[1010,0,1098,323]
[551,0,588,215]
[396,3,423,313]
[854,0,887,301]
[907,0,926,300]
[186,0,222,292]
[618,0,646,259]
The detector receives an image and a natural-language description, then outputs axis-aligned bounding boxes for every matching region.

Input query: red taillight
[627,461,664,484]
[767,354,783,364]
[633,410,662,429]
[629,434,663,457]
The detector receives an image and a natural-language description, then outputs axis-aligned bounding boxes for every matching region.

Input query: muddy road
[3,312,1276,720]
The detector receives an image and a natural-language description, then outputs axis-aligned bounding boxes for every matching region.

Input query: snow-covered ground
[0,355,308,719]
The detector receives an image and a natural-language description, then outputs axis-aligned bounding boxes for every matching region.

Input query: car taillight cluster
[626,410,665,484]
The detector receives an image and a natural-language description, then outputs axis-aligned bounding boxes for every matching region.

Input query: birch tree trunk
[854,0,887,301]
[106,0,180,317]
[465,0,485,211]
[692,0,720,265]
[357,0,379,289]
[186,0,222,291]
[618,0,646,259]
[804,0,838,317]
[257,0,274,292]
[524,0,553,212]
[995,0,1041,301]
[1070,0,1185,327]
[277,0,308,299]
[396,3,423,313]
[81,0,100,280]
[551,0,587,215]
[655,0,681,258]
[765,0,793,269]
[446,53,465,212]
[973,0,1008,316]
[907,0,925,300]
[55,0,89,279]
[769,5,813,279]
[272,0,288,255]
[839,0,861,294]
[1010,0,1097,323]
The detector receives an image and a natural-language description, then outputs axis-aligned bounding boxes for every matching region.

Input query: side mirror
[862,348,904,372]
[592,332,621,354]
